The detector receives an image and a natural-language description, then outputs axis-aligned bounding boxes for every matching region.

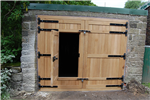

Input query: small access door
[51,30,59,87]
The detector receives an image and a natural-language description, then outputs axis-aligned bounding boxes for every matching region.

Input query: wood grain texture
[37,15,127,91]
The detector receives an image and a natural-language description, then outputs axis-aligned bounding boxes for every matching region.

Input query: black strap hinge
[38,76,51,82]
[79,30,91,33]
[106,83,124,89]
[53,56,58,62]
[38,26,58,33]
[110,22,128,28]
[108,53,126,60]
[110,30,127,36]
[38,18,59,25]
[106,75,124,81]
[38,52,51,58]
[39,84,58,89]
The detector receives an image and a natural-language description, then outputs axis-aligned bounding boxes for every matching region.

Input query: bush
[1,35,21,65]
[1,68,12,100]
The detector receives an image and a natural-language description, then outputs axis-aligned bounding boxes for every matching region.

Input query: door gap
[59,33,79,77]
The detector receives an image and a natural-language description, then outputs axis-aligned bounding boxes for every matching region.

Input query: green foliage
[1,1,96,66]
[1,1,29,65]
[1,68,12,100]
[30,1,96,6]
[142,83,150,88]
[124,0,147,9]
[1,34,21,64]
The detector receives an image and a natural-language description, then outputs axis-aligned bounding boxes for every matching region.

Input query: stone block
[22,43,35,50]
[23,73,35,81]
[30,21,37,30]
[22,74,36,87]
[10,81,22,90]
[22,37,28,43]
[140,30,146,34]
[22,68,36,74]
[138,17,147,22]
[138,40,146,46]
[129,21,139,28]
[22,31,28,36]
[21,56,35,63]
[129,34,132,40]
[130,61,143,67]
[22,50,35,56]
[28,31,36,38]
[22,22,30,30]
[22,35,35,44]
[11,67,22,73]
[128,28,140,34]
[22,16,36,22]
[125,75,142,83]
[21,63,36,68]
[11,73,23,82]
[134,46,145,53]
[127,67,143,74]
[137,23,147,30]
[22,83,35,91]
[128,57,143,62]
[138,35,146,40]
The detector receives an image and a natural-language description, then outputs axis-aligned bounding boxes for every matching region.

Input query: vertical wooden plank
[78,32,84,77]
[51,31,54,86]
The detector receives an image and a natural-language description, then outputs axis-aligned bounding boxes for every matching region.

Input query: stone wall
[21,10,147,91]
[10,67,22,91]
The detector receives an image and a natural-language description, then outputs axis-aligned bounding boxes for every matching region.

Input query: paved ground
[11,90,150,100]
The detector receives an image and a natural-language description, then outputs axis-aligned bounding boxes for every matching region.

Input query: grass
[1,62,21,69]
[142,83,150,88]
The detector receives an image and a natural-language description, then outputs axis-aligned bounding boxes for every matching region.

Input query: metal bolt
[84,31,86,34]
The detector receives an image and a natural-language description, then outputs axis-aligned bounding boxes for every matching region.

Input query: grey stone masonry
[10,67,23,91]
[21,10,147,91]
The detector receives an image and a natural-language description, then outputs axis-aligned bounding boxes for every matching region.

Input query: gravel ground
[11,90,150,100]
[10,80,150,100]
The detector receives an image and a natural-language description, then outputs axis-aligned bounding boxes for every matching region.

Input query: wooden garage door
[83,19,127,90]
[38,15,84,90]
[37,15,128,91]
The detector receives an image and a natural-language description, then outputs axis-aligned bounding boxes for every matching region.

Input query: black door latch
[53,56,58,62]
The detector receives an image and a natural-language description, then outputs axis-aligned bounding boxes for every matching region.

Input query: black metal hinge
[110,22,128,29]
[106,75,124,81]
[79,30,91,32]
[53,56,58,62]
[38,18,59,25]
[108,53,126,60]
[39,84,58,89]
[79,30,91,34]
[38,52,51,58]
[110,30,127,36]
[38,26,59,33]
[77,78,88,82]
[38,76,51,82]
[106,83,124,89]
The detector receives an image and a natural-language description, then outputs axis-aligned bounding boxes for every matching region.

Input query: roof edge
[138,2,150,10]
[28,3,148,16]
